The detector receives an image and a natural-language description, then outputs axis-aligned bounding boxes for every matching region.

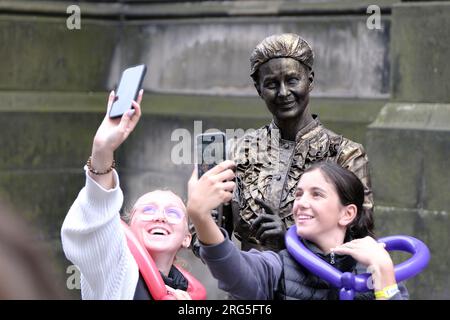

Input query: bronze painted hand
[250,198,286,250]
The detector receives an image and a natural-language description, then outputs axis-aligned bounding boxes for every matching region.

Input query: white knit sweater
[61,168,139,299]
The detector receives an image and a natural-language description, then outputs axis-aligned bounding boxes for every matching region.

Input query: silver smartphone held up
[109,64,147,119]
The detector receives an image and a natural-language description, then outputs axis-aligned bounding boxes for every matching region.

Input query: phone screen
[196,132,226,178]
[109,64,147,118]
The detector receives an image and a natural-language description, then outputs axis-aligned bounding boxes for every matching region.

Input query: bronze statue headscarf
[250,33,314,82]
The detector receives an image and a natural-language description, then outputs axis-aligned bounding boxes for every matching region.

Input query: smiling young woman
[188,161,408,300]
[61,90,194,300]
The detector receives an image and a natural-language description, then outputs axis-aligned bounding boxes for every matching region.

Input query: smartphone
[109,64,147,118]
[196,132,227,178]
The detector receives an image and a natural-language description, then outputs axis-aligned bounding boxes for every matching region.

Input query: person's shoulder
[235,124,269,141]
[250,248,283,271]
[341,136,365,152]
[320,125,366,152]
[227,124,270,154]
[309,125,368,164]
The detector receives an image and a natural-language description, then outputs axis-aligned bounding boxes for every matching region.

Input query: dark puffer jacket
[275,243,373,300]
[200,229,409,300]
[275,240,408,300]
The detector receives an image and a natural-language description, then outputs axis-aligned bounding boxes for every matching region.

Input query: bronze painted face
[256,57,313,123]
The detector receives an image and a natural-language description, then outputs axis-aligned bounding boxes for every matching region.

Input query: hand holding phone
[109,64,147,118]
[195,132,227,178]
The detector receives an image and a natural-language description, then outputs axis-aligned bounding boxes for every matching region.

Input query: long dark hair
[303,162,375,239]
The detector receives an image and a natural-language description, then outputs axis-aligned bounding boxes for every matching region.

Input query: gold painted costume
[229,116,373,251]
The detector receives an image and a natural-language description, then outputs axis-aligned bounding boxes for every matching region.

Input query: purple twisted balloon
[285,226,430,300]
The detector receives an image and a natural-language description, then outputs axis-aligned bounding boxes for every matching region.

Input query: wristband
[86,156,116,175]
[375,284,400,299]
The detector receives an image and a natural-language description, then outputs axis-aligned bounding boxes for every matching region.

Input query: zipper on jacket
[330,251,335,265]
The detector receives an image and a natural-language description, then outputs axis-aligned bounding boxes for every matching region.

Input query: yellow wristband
[375,284,400,299]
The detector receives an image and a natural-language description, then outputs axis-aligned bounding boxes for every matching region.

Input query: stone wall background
[0,0,448,299]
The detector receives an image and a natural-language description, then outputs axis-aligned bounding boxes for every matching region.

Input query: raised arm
[61,90,143,299]
[89,90,143,189]
[187,160,236,245]
[187,161,283,299]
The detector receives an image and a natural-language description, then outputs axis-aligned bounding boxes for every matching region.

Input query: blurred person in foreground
[0,200,65,299]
